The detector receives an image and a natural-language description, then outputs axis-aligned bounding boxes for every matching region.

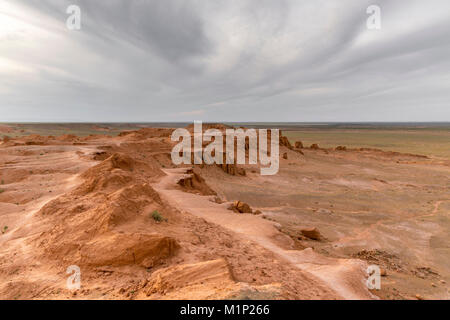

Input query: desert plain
[0,123,449,300]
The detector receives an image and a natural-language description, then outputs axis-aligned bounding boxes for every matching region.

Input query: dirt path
[153,168,375,300]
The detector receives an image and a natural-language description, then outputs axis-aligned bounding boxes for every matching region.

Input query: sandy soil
[0,127,448,300]
[200,146,450,299]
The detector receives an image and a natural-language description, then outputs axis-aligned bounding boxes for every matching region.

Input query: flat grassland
[284,128,450,159]
[0,123,139,137]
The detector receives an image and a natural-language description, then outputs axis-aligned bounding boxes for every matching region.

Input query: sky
[1,0,449,122]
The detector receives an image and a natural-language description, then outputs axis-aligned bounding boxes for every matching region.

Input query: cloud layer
[1,0,450,122]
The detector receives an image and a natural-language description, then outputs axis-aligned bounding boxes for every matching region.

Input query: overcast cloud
[1,0,450,122]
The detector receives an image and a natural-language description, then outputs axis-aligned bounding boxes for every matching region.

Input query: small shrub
[1,226,8,234]
[151,210,163,222]
[0,189,4,194]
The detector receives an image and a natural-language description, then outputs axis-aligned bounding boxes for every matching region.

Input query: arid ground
[0,123,449,300]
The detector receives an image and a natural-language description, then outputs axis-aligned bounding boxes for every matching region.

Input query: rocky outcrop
[229,200,253,214]
[143,259,232,297]
[212,152,246,176]
[300,227,322,240]
[92,151,110,161]
[141,259,283,300]
[80,233,179,267]
[177,169,217,196]
[295,141,304,149]
[279,135,293,150]
[218,163,246,176]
